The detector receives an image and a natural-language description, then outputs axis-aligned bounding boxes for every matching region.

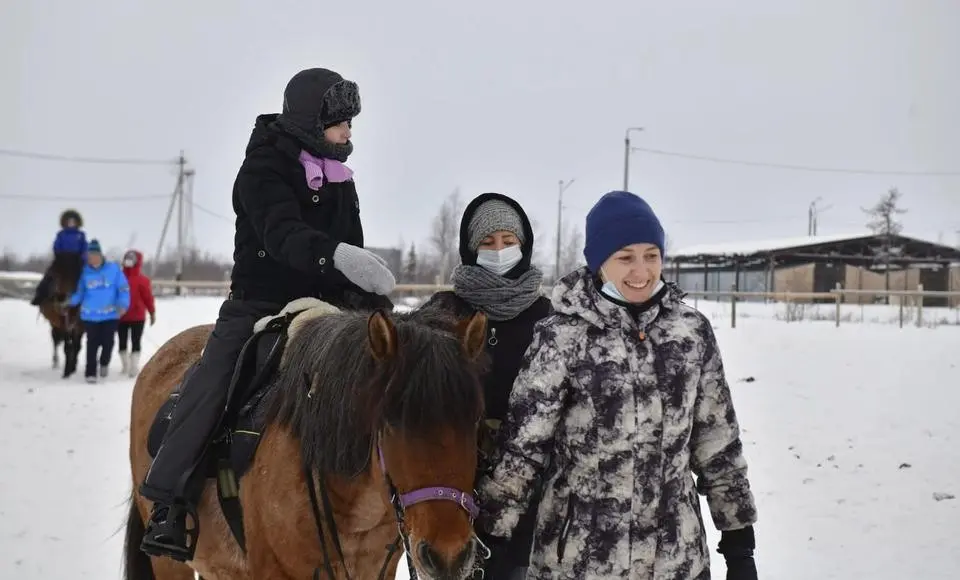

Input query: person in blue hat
[477,191,758,579]
[66,239,130,383]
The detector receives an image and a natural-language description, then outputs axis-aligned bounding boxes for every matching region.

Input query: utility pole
[555,178,576,282]
[807,197,831,236]
[152,151,189,293]
[623,127,644,191]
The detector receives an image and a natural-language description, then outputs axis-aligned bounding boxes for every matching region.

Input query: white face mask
[476,245,523,276]
[123,258,135,267]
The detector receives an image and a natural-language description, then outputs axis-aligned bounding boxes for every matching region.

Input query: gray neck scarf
[451,265,544,321]
[272,116,353,162]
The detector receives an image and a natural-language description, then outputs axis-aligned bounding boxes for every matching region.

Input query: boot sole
[140,537,194,562]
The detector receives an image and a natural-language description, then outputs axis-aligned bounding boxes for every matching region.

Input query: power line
[0,147,177,166]
[0,193,170,201]
[190,200,232,222]
[630,146,960,176]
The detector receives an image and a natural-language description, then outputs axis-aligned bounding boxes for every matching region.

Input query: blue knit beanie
[583,191,665,273]
[88,239,102,254]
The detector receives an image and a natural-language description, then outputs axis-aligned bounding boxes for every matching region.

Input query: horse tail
[123,494,155,580]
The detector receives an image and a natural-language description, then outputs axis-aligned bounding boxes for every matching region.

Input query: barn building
[663,233,960,307]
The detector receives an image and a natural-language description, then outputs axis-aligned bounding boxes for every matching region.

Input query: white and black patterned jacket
[478,267,757,579]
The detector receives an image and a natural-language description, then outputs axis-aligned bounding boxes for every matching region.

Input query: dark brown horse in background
[124,300,490,579]
[37,252,84,378]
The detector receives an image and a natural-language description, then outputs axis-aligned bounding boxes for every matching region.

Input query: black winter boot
[140,501,199,562]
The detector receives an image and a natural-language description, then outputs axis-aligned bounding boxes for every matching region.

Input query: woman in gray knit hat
[421,192,550,579]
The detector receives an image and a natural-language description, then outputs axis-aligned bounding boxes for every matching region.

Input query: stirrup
[140,503,200,562]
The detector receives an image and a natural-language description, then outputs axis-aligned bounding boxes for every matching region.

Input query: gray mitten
[332,243,397,295]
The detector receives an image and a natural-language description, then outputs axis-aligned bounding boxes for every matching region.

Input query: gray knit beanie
[467,200,526,252]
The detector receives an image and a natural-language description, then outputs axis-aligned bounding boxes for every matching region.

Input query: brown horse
[38,252,85,377]
[124,301,489,580]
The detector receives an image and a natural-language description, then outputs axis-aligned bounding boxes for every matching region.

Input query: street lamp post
[555,178,576,281]
[623,127,644,191]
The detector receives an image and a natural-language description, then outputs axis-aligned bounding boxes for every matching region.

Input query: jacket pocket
[556,494,576,563]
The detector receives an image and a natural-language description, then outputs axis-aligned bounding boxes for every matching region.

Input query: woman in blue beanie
[478,191,758,579]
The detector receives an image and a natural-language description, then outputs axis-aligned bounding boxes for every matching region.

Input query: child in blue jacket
[67,239,130,383]
[30,209,89,306]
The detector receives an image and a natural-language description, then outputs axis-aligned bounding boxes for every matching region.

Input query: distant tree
[403,243,419,283]
[429,188,464,283]
[862,187,908,300]
[557,221,585,280]
[863,187,907,236]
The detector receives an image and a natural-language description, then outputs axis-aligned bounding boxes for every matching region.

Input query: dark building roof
[669,233,960,268]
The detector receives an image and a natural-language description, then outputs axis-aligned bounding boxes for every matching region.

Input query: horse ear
[367,310,398,361]
[456,311,488,361]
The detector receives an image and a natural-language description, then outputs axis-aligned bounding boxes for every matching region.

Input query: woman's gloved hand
[717,526,758,580]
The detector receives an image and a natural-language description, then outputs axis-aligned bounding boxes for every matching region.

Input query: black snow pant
[85,320,119,377]
[140,298,281,506]
[118,321,145,352]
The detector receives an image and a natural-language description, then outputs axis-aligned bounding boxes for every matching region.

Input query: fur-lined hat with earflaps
[59,209,83,228]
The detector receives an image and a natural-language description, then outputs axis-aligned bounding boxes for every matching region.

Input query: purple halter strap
[377,445,480,520]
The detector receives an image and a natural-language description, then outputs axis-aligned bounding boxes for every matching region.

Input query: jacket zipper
[557,495,575,562]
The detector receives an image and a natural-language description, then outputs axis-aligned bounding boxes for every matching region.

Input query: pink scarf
[298,150,354,191]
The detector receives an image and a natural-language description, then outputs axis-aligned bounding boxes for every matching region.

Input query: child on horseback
[31,209,88,306]
[139,67,397,562]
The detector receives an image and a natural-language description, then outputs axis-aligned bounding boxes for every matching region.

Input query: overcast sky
[2,0,958,264]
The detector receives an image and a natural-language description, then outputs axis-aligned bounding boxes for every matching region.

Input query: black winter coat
[229,114,387,309]
[423,290,552,569]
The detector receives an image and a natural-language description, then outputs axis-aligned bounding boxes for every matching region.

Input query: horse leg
[63,334,73,378]
[51,327,62,369]
[64,330,81,379]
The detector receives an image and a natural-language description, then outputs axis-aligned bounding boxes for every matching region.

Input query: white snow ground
[1,295,958,578]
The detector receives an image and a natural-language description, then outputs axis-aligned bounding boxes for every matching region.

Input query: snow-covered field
[1,295,958,578]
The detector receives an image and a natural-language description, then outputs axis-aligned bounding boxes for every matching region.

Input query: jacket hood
[458,193,536,276]
[60,209,83,228]
[245,113,317,160]
[552,266,685,331]
[122,249,144,276]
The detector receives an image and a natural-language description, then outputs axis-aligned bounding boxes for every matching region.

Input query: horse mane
[266,307,487,477]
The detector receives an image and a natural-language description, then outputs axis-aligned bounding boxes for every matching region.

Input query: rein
[304,434,480,580]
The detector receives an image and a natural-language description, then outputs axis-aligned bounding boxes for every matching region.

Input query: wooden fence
[2,273,958,328]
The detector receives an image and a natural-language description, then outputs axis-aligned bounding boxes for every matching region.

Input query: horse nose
[416,540,476,578]
[417,541,442,576]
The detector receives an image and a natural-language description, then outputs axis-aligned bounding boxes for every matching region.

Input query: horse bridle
[376,435,481,580]
[377,441,481,521]
[304,432,481,580]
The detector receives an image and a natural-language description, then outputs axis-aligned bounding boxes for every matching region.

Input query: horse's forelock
[266,307,485,476]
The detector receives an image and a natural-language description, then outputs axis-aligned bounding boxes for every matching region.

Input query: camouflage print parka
[477,267,758,579]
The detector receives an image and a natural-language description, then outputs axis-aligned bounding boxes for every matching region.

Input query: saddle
[145,297,342,551]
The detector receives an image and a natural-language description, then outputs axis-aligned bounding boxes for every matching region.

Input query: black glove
[718,526,757,580]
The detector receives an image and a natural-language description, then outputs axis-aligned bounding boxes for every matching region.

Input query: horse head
[269,305,488,580]
[366,309,488,580]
